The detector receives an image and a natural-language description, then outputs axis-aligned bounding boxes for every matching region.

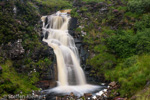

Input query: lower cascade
[41,10,101,96]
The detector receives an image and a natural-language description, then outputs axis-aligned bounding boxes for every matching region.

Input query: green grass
[127,0,150,14]
[105,55,150,97]
[132,86,150,100]
[35,0,72,8]
[0,60,39,98]
[70,0,150,98]
[125,12,141,18]
[81,0,105,3]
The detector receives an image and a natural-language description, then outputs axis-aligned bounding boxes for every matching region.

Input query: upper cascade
[41,10,86,86]
[41,10,100,96]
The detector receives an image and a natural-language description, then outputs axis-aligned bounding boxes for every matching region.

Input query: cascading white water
[41,10,100,96]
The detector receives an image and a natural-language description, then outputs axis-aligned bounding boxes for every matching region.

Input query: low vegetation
[35,0,72,8]
[0,60,39,97]
[71,0,150,98]
[81,0,105,3]
[105,55,150,97]
[0,0,53,98]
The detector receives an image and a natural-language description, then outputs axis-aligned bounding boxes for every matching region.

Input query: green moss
[71,8,79,18]
[81,0,105,3]
[89,51,116,75]
[133,86,150,100]
[0,60,39,97]
[117,6,127,11]
[106,27,150,58]
[134,14,150,31]
[35,0,72,8]
[105,55,150,97]
[128,0,150,14]
[101,27,115,35]
[125,12,140,18]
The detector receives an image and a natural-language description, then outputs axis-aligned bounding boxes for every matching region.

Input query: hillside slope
[71,0,150,98]
[0,0,72,98]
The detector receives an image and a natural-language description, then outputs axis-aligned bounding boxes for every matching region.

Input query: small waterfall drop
[41,10,100,96]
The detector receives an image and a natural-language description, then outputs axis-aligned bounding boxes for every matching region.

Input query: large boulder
[68,18,78,30]
[10,39,25,60]
[68,30,75,37]
[31,41,54,61]
[109,81,117,87]
[36,80,57,89]
[2,39,25,60]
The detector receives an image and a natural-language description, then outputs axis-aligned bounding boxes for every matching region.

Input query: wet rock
[114,97,127,100]
[41,72,53,80]
[74,38,82,43]
[56,96,61,100]
[0,2,5,6]
[84,93,92,99]
[84,65,91,71]
[46,24,50,28]
[46,93,65,100]
[41,32,44,41]
[15,19,22,24]
[70,92,74,97]
[37,80,57,89]
[99,7,108,14]
[45,31,49,39]
[0,66,2,74]
[73,0,82,7]
[130,96,139,100]
[0,79,4,84]
[4,39,25,60]
[77,10,81,13]
[81,31,86,36]
[31,41,54,60]
[45,16,48,26]
[109,81,117,87]
[13,6,17,14]
[94,2,107,10]
[113,9,119,13]
[145,81,150,87]
[68,18,78,30]
[68,30,75,37]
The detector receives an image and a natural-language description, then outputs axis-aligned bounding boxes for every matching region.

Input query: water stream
[41,10,101,97]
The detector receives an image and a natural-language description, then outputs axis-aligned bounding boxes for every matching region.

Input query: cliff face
[0,0,61,97]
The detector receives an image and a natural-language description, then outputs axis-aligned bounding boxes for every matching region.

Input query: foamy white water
[41,10,100,95]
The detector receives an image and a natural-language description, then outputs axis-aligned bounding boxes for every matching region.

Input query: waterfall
[41,10,100,96]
